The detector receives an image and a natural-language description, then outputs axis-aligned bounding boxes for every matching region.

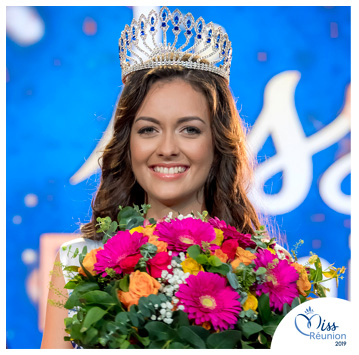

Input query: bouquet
[60,205,345,349]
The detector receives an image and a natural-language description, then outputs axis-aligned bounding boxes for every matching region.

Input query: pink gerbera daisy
[94,231,148,276]
[254,249,299,312]
[175,271,241,331]
[208,217,256,249]
[154,218,217,252]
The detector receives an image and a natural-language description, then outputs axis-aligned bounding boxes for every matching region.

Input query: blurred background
[6,6,350,349]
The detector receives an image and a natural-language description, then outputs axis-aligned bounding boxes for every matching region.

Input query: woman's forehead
[135,79,210,122]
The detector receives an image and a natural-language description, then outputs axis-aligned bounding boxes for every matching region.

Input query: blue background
[6,6,350,348]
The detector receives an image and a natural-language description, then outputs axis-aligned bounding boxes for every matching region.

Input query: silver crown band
[119,7,232,83]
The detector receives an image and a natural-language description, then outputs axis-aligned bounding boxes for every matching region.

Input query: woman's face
[130,78,214,210]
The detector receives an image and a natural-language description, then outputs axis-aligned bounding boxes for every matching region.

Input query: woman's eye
[138,126,157,135]
[183,126,201,135]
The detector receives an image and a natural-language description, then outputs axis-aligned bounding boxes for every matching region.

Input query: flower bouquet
[60,205,345,349]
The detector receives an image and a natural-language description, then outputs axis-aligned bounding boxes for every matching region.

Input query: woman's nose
[156,132,180,157]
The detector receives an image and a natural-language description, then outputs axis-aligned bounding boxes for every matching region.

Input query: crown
[119,7,232,83]
[305,306,314,315]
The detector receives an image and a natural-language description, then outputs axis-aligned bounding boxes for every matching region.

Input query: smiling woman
[41,7,262,349]
[79,62,261,240]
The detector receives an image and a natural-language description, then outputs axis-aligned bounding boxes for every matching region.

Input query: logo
[294,306,344,341]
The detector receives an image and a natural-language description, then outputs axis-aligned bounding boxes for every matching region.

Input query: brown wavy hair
[81,63,261,240]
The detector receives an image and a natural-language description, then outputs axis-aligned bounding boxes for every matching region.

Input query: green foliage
[94,204,155,243]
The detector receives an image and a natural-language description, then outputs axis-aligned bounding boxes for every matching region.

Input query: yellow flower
[243,293,258,311]
[211,228,224,246]
[308,254,318,265]
[267,247,276,255]
[181,257,204,275]
[129,226,144,234]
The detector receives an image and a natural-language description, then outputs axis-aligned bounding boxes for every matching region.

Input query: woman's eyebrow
[134,116,206,124]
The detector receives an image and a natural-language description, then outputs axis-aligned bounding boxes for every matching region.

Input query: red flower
[209,217,256,249]
[119,254,142,274]
[147,252,173,278]
[220,239,239,261]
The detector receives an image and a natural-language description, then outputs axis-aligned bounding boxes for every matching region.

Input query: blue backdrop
[6,6,350,349]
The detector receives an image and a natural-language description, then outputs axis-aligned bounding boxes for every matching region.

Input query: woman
[41,7,262,348]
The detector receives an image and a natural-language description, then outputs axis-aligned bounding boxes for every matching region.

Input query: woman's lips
[149,165,189,180]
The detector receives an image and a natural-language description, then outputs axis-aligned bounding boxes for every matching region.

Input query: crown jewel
[119,7,232,83]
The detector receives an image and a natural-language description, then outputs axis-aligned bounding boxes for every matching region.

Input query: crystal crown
[119,7,232,83]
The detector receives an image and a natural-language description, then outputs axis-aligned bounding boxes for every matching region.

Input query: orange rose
[148,234,168,252]
[142,225,156,237]
[78,247,103,276]
[231,246,256,269]
[214,249,228,263]
[292,262,311,296]
[200,321,211,330]
[118,270,161,310]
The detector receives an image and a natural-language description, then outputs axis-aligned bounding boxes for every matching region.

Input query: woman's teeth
[153,166,186,174]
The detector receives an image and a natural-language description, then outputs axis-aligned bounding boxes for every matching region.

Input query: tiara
[119,7,232,83]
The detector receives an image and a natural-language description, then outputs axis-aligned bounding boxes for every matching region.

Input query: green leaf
[109,221,118,234]
[138,299,152,318]
[80,307,107,332]
[242,322,263,338]
[169,342,186,349]
[195,254,208,265]
[128,312,139,327]
[84,327,98,343]
[172,310,190,328]
[140,243,158,258]
[255,267,267,275]
[187,245,201,260]
[119,340,131,349]
[148,340,166,349]
[178,326,206,349]
[262,323,278,336]
[291,297,300,309]
[81,290,116,306]
[115,312,129,326]
[74,282,99,294]
[64,292,81,309]
[127,216,145,230]
[314,257,323,282]
[119,275,130,292]
[64,281,78,289]
[133,333,150,346]
[258,293,271,324]
[145,321,177,341]
[208,255,222,267]
[148,218,156,225]
[206,330,242,349]
[316,283,327,297]
[188,325,210,341]
[227,271,240,289]
[207,263,230,276]
[63,265,80,272]
[258,332,268,345]
[282,303,290,315]
[79,246,88,264]
[241,340,255,349]
[73,248,79,258]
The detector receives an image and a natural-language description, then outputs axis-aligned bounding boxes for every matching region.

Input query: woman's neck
[144,197,207,221]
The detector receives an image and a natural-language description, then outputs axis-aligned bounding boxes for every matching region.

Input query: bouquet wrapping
[59,205,345,349]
